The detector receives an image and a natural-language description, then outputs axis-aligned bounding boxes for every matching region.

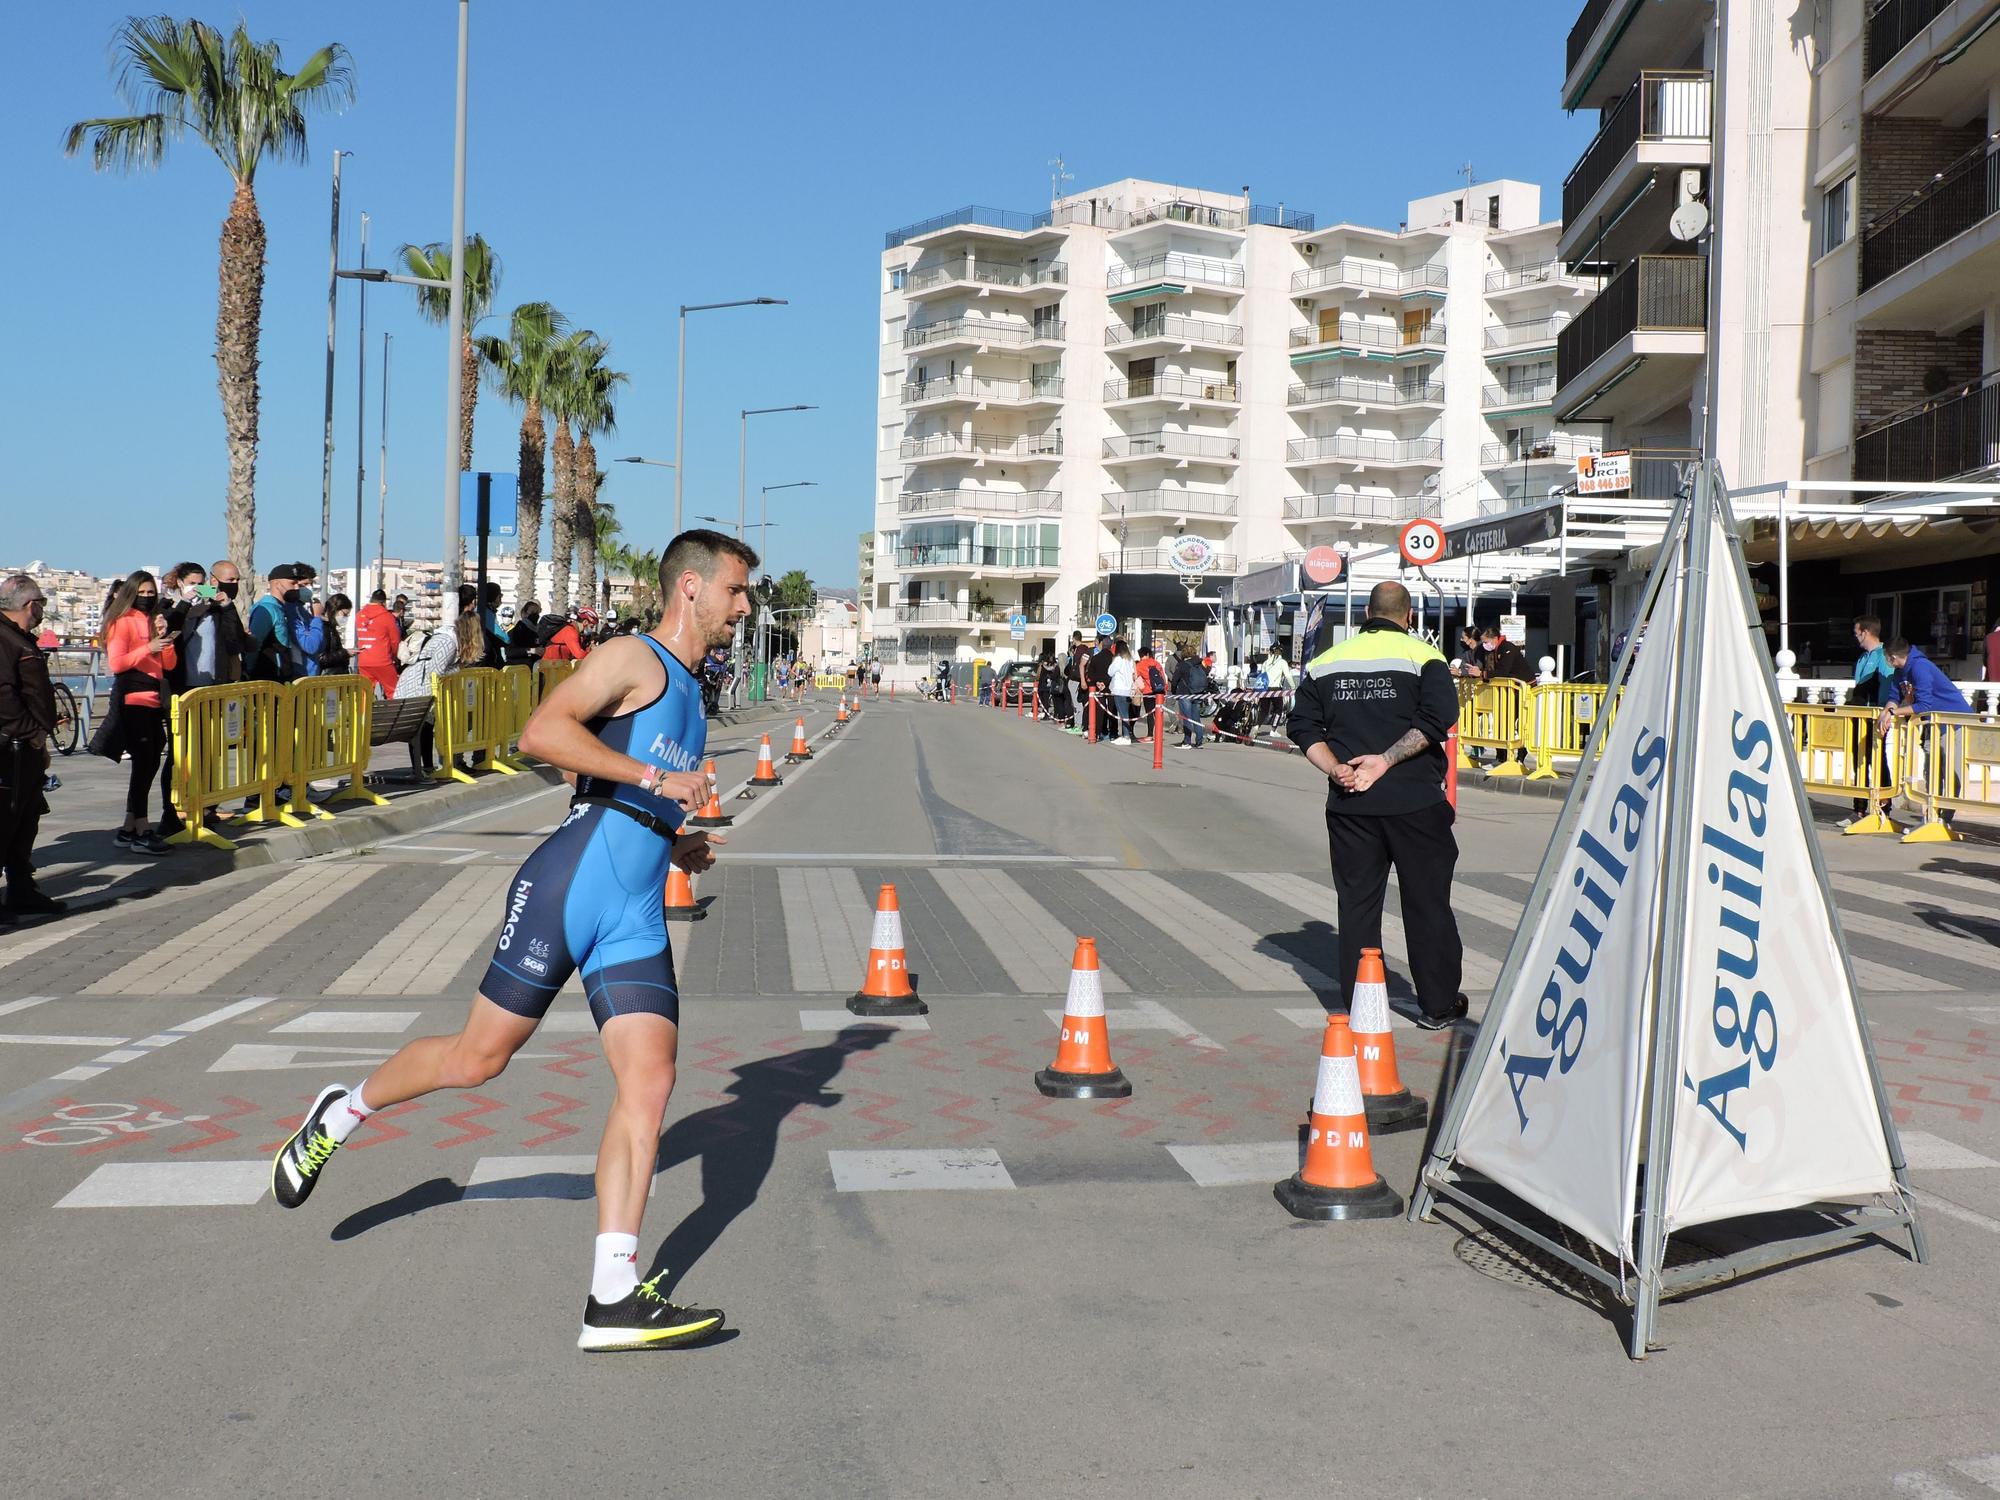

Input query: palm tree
[593,500,626,615]
[542,329,601,614]
[65,17,354,583]
[570,343,629,614]
[400,233,501,471]
[476,301,567,605]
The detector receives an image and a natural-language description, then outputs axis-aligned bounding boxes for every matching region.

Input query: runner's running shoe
[271,1084,348,1208]
[578,1273,725,1352]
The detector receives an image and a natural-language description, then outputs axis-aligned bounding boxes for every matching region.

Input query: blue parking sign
[1094,612,1117,636]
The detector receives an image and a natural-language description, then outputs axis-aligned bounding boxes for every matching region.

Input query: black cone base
[688,813,733,829]
[750,775,782,787]
[1363,1089,1429,1133]
[1273,1171,1404,1221]
[785,751,814,763]
[664,907,706,923]
[1035,1065,1132,1099]
[848,993,927,1017]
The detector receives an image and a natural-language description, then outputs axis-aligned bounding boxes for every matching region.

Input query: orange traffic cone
[749,734,783,787]
[687,759,732,829]
[1274,1015,1402,1220]
[834,695,850,728]
[785,718,814,763]
[1036,938,1130,1098]
[1350,948,1426,1133]
[847,884,927,1016]
[663,866,704,923]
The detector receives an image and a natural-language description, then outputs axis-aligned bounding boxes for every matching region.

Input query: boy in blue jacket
[1883,638,1972,826]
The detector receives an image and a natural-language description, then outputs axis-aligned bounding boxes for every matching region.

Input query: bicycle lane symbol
[15,1100,212,1153]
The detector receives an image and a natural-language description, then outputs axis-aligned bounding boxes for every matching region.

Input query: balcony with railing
[1853,370,2000,483]
[1101,430,1241,463]
[1283,492,1440,523]
[1100,546,1241,573]
[904,259,1068,297]
[1563,0,1706,110]
[902,374,1065,407]
[899,430,1065,463]
[1560,71,1714,245]
[1286,435,1443,467]
[1865,0,1970,81]
[885,205,1070,251]
[1113,200,1245,233]
[1102,374,1241,405]
[1482,378,1559,411]
[897,488,1063,519]
[1556,255,1707,409]
[903,317,1036,350]
[896,543,1063,573]
[1484,315,1572,354]
[1484,261,1603,296]
[1106,313,1244,348]
[1479,434,1602,468]
[1100,489,1239,519]
[891,600,976,624]
[1289,377,1445,410]
[1289,319,1445,354]
[1859,139,2000,294]
[1106,251,1245,291]
[1289,259,1449,297]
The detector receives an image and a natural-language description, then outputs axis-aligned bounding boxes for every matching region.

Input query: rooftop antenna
[1048,153,1074,206]
[1459,160,1476,190]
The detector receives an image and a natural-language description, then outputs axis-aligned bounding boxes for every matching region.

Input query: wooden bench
[370,696,436,781]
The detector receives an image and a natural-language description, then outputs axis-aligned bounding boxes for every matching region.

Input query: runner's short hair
[659,529,759,594]
[1887,637,1912,657]
[1854,614,1882,637]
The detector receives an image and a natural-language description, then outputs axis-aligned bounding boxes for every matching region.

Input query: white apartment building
[1551,0,2000,673]
[872,178,1598,672]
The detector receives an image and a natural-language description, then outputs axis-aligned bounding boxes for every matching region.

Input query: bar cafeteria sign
[1576,449,1630,496]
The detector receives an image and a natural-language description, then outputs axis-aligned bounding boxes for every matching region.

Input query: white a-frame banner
[1413,469,1922,1359]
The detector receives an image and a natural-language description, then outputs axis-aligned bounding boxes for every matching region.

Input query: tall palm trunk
[515,398,544,605]
[458,332,479,471]
[218,181,265,583]
[575,433,598,613]
[549,419,575,613]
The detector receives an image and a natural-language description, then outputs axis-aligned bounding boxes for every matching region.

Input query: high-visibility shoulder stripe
[1305,629,1444,674]
[1308,655,1420,679]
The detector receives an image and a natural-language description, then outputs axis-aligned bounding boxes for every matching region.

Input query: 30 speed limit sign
[1398,518,1445,567]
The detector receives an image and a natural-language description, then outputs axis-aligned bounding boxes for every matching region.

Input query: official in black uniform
[1286,581,1466,1028]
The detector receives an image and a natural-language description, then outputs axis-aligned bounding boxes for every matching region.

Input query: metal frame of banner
[1410,465,1925,1359]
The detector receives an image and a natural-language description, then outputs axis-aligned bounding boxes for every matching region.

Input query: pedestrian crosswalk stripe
[327,868,511,995]
[1087,870,1332,994]
[57,1161,268,1208]
[1837,870,1993,922]
[1817,907,1967,990]
[85,869,376,995]
[271,1010,419,1034]
[1231,871,1506,993]
[1039,999,1221,1050]
[931,867,1128,993]
[1892,1470,1969,1498]
[828,1148,1015,1192]
[0,1033,129,1047]
[0,996,56,1019]
[1899,1130,2000,1171]
[0,919,106,977]
[778,866,873,993]
[1166,1142,1300,1186]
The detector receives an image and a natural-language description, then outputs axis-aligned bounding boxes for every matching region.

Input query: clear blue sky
[1,0,1596,590]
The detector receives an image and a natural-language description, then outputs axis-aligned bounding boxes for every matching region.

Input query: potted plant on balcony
[969,586,998,620]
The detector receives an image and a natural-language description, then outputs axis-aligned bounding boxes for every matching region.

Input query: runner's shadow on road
[1914,907,2000,950]
[641,1026,896,1296]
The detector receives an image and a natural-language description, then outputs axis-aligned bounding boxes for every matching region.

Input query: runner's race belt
[570,790,679,840]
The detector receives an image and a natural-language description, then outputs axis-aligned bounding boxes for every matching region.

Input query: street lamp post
[737,405,816,540]
[351,210,369,639]
[377,332,391,598]
[676,298,788,534]
[319,149,350,588]
[440,0,470,592]
[614,455,677,535]
[757,480,814,686]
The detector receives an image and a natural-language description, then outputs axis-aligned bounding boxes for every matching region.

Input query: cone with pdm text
[748,734,783,787]
[686,760,733,829]
[1274,1015,1403,1221]
[847,884,927,1016]
[834,695,850,728]
[786,718,814,762]
[663,866,704,923]
[1035,938,1131,1099]
[1350,948,1427,1132]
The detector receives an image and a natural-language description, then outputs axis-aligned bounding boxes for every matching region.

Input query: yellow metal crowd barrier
[1897,710,2000,844]
[166,681,299,849]
[431,667,521,784]
[286,674,389,821]
[1523,683,1615,781]
[1783,703,1904,835]
[1455,679,1530,776]
[533,658,576,705]
[499,664,534,752]
[814,672,845,689]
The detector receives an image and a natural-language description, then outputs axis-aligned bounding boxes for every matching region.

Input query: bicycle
[51,682,81,756]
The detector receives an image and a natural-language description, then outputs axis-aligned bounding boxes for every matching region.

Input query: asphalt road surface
[3,691,1998,1499]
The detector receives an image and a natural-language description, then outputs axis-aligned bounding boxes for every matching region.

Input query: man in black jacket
[1287,581,1465,1029]
[0,574,62,918]
[1170,650,1210,748]
[1084,633,1113,742]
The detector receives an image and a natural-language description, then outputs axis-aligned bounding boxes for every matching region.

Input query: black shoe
[113,829,138,849]
[136,831,171,856]
[1414,995,1471,1032]
[7,890,67,917]
[271,1084,348,1208]
[579,1274,725,1352]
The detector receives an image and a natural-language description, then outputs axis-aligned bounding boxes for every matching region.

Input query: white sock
[322,1081,375,1144]
[592,1233,641,1303]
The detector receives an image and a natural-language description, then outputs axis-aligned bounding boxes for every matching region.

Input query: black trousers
[1326,801,1464,1019]
[122,706,166,823]
[1,783,44,895]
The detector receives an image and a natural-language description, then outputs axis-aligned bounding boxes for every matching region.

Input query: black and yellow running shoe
[271,1084,347,1209]
[578,1273,725,1352]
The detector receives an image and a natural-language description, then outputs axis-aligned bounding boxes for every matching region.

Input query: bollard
[1152,700,1165,771]
[1446,727,1459,809]
[1088,692,1098,743]
[1031,685,1040,721]
[1017,680,1026,719]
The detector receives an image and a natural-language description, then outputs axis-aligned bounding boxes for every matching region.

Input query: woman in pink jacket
[97,571,177,854]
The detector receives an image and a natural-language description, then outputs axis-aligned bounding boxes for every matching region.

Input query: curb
[1458,772,1571,805]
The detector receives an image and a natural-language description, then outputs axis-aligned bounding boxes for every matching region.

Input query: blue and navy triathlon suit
[479,635,705,1029]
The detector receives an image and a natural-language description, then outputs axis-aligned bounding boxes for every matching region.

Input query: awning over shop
[1740,514,2000,571]
[1441,498,1564,561]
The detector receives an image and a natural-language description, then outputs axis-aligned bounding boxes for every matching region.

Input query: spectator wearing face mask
[247,563,300,682]
[91,571,177,854]
[154,562,209,839]
[287,563,328,677]
[183,560,247,691]
[316,594,354,676]
[0,574,63,915]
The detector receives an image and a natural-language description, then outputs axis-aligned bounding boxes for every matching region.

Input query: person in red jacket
[353,589,401,697]
[543,607,596,663]
[96,571,177,854]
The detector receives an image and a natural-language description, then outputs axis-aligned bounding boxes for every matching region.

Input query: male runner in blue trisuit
[271,529,755,1351]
